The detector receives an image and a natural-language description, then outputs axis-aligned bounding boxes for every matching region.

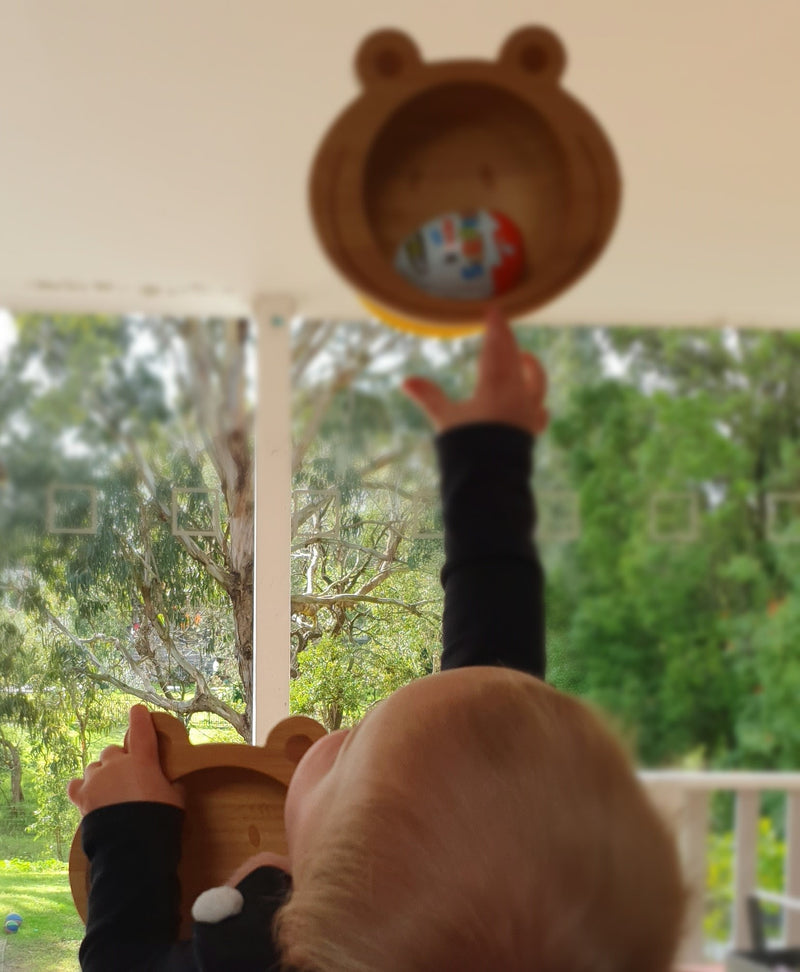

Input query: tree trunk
[10,747,23,804]
[0,739,24,804]
[230,560,254,739]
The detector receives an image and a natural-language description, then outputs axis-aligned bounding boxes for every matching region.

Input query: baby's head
[277,667,685,971]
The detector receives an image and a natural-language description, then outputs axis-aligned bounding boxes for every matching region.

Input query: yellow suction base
[359,296,484,339]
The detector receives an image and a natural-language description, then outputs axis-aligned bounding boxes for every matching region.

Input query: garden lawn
[0,865,83,972]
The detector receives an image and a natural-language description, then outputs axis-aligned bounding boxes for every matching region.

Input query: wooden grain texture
[309,26,621,332]
[69,712,327,937]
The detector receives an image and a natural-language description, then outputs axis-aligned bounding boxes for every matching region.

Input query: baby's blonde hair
[275,669,685,971]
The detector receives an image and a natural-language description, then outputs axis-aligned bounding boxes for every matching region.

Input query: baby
[69,310,685,971]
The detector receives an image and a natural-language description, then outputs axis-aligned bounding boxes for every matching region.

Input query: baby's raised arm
[403,308,548,678]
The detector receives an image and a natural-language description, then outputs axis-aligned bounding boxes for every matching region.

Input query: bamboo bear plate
[69,712,327,938]
[309,26,621,336]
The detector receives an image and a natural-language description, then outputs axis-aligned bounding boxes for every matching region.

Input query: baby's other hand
[401,307,548,436]
[67,704,184,816]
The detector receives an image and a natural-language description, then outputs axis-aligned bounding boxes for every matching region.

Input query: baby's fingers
[66,777,83,807]
[401,377,453,431]
[125,704,159,763]
[521,353,549,434]
[520,352,547,400]
[479,308,520,385]
[531,405,549,435]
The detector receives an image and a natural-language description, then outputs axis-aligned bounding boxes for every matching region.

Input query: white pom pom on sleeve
[191,886,244,924]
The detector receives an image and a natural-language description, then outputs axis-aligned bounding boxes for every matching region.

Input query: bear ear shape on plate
[498,26,566,83]
[356,29,423,86]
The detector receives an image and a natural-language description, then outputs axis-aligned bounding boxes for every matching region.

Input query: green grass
[0,865,83,972]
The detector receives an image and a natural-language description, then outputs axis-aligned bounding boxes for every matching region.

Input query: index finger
[478,307,521,385]
[126,704,159,762]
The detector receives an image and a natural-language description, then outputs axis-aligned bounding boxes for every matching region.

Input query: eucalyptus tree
[0,314,473,740]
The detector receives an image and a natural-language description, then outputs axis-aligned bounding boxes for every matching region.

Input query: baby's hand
[402,307,548,436]
[67,704,184,815]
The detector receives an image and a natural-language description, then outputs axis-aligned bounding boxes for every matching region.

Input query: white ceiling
[1,0,799,328]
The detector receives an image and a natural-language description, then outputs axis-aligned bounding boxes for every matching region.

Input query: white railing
[640,771,800,964]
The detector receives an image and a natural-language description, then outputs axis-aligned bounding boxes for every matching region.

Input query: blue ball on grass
[4,912,22,934]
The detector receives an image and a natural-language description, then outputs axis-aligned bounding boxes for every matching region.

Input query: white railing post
[682,790,711,963]
[733,791,759,948]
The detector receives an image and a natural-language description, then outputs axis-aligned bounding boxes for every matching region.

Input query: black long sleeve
[79,802,288,971]
[80,802,192,971]
[436,423,545,679]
